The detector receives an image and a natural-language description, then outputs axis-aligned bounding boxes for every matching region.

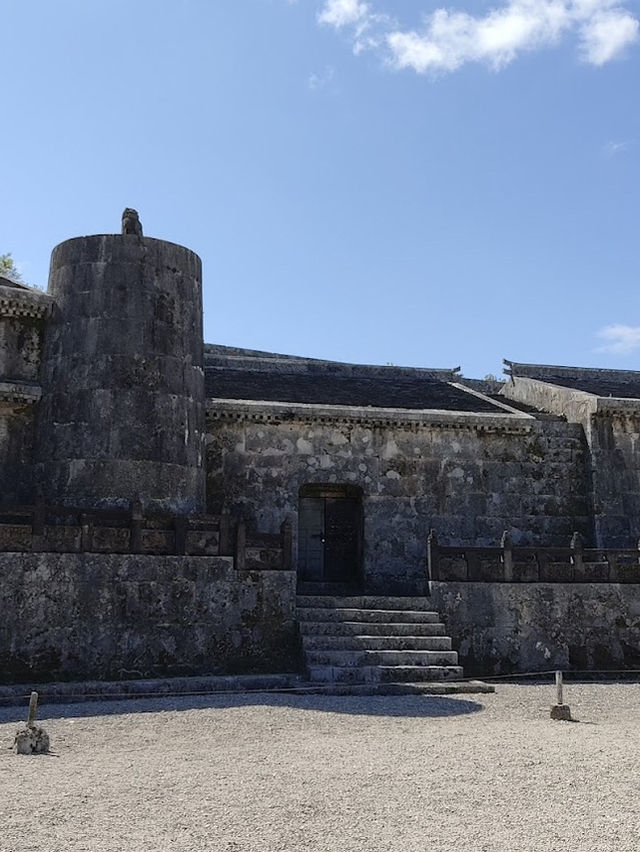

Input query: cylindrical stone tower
[36,223,205,514]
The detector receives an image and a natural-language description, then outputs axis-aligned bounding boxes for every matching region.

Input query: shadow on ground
[0,692,484,724]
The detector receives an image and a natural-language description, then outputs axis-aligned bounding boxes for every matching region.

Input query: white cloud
[316,0,639,75]
[579,8,639,64]
[317,0,369,29]
[596,324,640,354]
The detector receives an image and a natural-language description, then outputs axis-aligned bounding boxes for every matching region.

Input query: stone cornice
[0,381,41,406]
[0,286,52,320]
[595,398,640,417]
[206,398,535,434]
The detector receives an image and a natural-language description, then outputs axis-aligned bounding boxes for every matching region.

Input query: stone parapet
[430,581,640,675]
[428,533,640,584]
[0,553,298,683]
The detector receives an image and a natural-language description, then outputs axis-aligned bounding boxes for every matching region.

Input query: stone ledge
[206,398,535,434]
[0,673,306,706]
[0,380,41,405]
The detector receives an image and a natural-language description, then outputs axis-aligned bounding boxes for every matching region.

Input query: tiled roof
[505,361,640,400]
[205,366,502,413]
[539,375,640,399]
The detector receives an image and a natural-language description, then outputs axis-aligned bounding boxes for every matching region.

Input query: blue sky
[2,0,639,377]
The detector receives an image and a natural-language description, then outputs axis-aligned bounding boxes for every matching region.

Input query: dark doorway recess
[298,484,363,592]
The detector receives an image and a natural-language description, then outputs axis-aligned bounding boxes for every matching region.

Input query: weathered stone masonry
[3,219,640,683]
[206,402,593,595]
[0,553,297,683]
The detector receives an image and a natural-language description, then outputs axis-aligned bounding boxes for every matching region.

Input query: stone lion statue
[122,208,143,237]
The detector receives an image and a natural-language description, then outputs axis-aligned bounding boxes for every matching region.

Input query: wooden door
[298,497,325,581]
[298,487,361,583]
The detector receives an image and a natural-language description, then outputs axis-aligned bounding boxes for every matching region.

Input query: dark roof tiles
[205,367,502,413]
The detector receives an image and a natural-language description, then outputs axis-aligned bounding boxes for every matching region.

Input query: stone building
[2,217,640,685]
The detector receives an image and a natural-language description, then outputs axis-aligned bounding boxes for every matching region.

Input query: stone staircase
[297,595,493,694]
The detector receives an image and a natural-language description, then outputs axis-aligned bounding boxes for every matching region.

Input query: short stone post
[570,532,583,580]
[280,517,293,572]
[129,498,143,553]
[174,516,188,555]
[235,518,246,572]
[501,530,513,582]
[80,512,93,553]
[219,507,231,556]
[427,529,439,583]
[550,670,572,721]
[13,691,50,755]
[31,494,47,552]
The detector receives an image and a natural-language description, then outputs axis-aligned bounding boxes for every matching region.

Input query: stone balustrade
[0,501,292,571]
[427,530,640,583]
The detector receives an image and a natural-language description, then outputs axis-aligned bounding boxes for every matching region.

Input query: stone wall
[0,315,43,383]
[503,377,640,547]
[206,404,594,594]
[590,410,640,547]
[0,406,37,504]
[0,281,50,508]
[430,581,640,675]
[0,553,299,684]
[36,235,205,514]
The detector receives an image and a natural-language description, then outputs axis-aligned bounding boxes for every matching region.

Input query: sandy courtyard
[1,683,639,852]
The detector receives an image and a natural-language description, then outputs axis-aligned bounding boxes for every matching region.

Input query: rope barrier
[2,668,640,705]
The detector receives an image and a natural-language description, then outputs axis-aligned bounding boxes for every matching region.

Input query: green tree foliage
[0,253,23,282]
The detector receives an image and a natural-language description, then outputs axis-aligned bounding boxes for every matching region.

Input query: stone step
[305,649,459,667]
[307,665,464,684]
[298,620,447,637]
[297,583,361,597]
[296,595,436,611]
[302,634,452,651]
[297,608,441,624]
[291,681,495,696]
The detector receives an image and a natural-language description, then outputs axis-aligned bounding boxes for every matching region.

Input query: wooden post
[27,691,38,726]
[550,670,571,720]
[501,530,513,582]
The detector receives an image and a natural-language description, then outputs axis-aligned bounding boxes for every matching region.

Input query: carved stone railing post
[174,516,188,555]
[427,529,439,583]
[219,507,231,556]
[501,530,513,582]
[129,498,143,554]
[280,517,293,572]
[235,518,246,571]
[80,513,93,553]
[570,531,583,580]
[31,494,46,552]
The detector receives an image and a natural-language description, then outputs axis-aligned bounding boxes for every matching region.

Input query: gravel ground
[1,683,639,852]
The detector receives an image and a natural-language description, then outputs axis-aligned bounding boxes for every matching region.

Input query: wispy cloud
[308,65,335,91]
[316,0,639,75]
[604,139,633,156]
[596,324,640,354]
